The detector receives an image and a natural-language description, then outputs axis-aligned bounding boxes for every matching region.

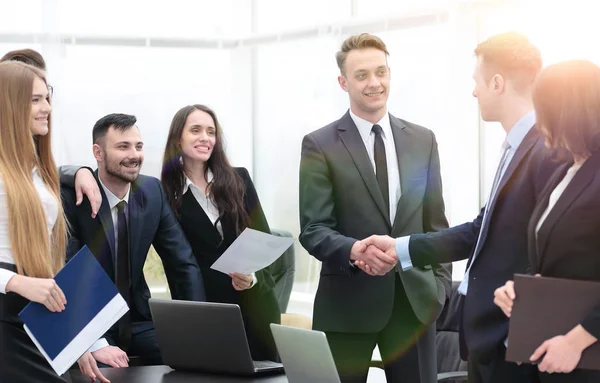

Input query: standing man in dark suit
[299,33,451,383]
[61,114,205,378]
[360,33,559,383]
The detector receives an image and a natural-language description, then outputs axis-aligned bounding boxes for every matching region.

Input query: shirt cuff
[0,269,17,294]
[88,338,109,353]
[395,236,413,271]
[249,272,258,289]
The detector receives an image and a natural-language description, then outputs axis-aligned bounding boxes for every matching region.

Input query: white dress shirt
[349,109,402,222]
[0,169,59,294]
[182,170,257,288]
[98,179,130,260]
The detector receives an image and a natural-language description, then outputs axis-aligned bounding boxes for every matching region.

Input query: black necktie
[116,201,132,351]
[372,124,389,215]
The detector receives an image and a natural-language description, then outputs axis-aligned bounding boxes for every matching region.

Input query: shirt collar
[506,111,536,150]
[182,169,214,195]
[349,109,392,142]
[98,178,130,210]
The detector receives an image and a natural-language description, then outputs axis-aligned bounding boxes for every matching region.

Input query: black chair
[436,281,468,382]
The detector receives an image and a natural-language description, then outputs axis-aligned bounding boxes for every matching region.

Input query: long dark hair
[161,104,249,235]
[533,60,600,160]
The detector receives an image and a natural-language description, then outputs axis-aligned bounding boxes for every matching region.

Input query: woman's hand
[531,324,598,374]
[493,280,515,317]
[6,274,66,312]
[531,335,582,374]
[77,351,110,383]
[230,273,253,291]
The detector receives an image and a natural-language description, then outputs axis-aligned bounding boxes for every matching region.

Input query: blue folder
[19,245,120,360]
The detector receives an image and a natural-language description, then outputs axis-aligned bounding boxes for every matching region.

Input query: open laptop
[149,298,283,376]
[270,324,341,383]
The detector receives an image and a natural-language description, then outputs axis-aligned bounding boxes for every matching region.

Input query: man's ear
[338,75,348,92]
[492,74,505,94]
[92,144,104,163]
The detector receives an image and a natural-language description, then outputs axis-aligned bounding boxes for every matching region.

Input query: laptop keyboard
[253,360,283,371]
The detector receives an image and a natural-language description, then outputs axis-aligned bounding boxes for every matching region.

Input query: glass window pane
[55,0,250,38]
[255,0,351,34]
[0,1,44,34]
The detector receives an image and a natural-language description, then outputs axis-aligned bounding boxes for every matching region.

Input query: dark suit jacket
[60,169,205,341]
[529,152,600,339]
[407,127,559,362]
[177,167,280,361]
[299,111,452,334]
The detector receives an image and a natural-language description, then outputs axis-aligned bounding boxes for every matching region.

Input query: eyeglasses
[47,84,54,99]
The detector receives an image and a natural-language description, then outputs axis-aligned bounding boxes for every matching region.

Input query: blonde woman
[0,61,72,382]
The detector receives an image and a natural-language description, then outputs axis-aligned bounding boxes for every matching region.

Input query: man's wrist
[88,338,109,353]
[349,240,361,261]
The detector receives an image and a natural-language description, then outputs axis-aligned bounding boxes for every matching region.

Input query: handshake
[350,235,398,276]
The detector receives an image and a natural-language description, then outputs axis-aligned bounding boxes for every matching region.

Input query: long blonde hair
[0,61,66,277]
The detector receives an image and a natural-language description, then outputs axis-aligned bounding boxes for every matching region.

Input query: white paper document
[211,228,294,275]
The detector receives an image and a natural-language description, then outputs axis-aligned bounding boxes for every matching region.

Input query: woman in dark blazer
[494,60,600,382]
[160,104,280,362]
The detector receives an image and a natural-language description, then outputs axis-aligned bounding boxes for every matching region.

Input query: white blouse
[0,169,59,294]
[536,163,582,235]
[182,170,223,237]
[182,170,257,288]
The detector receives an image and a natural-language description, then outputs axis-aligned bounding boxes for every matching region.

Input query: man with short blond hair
[299,33,451,382]
[361,32,559,383]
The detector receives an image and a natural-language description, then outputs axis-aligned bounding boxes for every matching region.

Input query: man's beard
[105,157,141,183]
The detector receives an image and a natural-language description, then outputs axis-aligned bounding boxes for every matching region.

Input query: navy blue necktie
[116,201,132,351]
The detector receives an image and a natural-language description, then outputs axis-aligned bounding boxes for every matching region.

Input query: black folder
[506,274,600,370]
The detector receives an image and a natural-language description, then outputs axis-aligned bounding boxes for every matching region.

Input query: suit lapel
[527,164,568,271]
[128,181,146,286]
[489,128,538,218]
[338,111,391,227]
[472,130,539,258]
[182,189,223,247]
[94,173,116,261]
[536,155,599,263]
[390,116,422,234]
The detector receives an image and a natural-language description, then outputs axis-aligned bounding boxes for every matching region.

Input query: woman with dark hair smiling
[494,60,600,382]
[160,104,280,362]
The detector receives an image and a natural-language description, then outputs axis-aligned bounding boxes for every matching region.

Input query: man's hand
[74,168,102,218]
[92,346,129,368]
[362,235,396,255]
[351,236,397,276]
[77,351,110,383]
[493,280,516,318]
